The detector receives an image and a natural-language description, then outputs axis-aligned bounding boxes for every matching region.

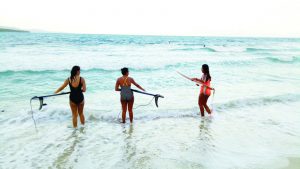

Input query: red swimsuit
[200,75,211,96]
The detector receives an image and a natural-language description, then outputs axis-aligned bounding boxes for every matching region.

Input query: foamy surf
[0,33,300,169]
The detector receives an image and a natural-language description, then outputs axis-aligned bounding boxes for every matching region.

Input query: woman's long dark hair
[70,66,80,82]
[202,64,211,82]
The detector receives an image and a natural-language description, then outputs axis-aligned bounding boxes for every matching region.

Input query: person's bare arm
[131,78,145,91]
[81,77,86,92]
[115,78,121,91]
[55,79,68,93]
[191,78,204,84]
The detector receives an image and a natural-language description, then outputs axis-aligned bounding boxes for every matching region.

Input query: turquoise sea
[0,32,300,169]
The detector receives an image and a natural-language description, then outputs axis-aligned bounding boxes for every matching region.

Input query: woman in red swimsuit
[191,64,214,117]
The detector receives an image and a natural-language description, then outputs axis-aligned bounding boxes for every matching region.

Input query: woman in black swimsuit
[55,66,86,128]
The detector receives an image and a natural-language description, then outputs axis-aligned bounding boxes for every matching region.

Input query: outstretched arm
[191,78,204,84]
[131,78,145,91]
[55,79,68,94]
[115,79,121,91]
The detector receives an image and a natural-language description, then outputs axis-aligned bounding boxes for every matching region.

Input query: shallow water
[0,33,300,169]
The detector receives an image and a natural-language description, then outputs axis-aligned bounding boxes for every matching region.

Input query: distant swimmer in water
[55,66,86,128]
[203,44,206,47]
[115,67,145,123]
[191,64,214,117]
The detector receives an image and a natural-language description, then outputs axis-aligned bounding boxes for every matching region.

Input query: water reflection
[198,118,215,152]
[53,127,85,168]
[121,124,136,167]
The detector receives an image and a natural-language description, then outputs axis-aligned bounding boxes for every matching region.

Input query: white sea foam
[0,33,300,169]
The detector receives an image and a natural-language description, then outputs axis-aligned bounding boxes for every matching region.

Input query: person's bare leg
[199,94,205,117]
[204,104,211,114]
[70,101,78,128]
[203,95,211,114]
[78,101,85,125]
[121,101,127,123]
[200,106,205,116]
[128,98,134,123]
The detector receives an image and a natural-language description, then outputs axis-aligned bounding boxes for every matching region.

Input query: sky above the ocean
[0,0,299,37]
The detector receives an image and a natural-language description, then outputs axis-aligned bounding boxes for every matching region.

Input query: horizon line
[1,26,300,39]
[29,30,300,39]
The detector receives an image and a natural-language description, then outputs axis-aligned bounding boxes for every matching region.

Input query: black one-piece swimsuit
[69,77,84,104]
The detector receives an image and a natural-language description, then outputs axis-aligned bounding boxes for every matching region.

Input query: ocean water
[0,32,300,169]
